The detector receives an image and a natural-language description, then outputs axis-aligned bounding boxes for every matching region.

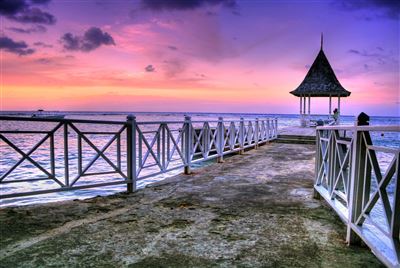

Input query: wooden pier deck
[0,143,383,267]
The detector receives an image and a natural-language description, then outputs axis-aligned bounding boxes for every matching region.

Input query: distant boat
[31,109,65,119]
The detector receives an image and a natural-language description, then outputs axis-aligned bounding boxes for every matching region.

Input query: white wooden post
[239,117,245,154]
[183,115,192,175]
[308,95,311,116]
[347,113,370,245]
[217,117,224,163]
[126,114,137,192]
[313,129,322,199]
[255,118,259,149]
[391,154,400,240]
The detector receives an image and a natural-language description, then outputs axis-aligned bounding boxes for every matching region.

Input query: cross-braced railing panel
[315,129,353,215]
[135,122,186,180]
[0,118,130,198]
[314,124,400,267]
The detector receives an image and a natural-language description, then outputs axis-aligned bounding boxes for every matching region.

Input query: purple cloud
[61,27,115,52]
[141,0,237,11]
[0,36,35,55]
[0,0,56,25]
[10,7,56,24]
[334,0,399,19]
[145,64,155,72]
[31,0,51,4]
[33,41,52,48]
[7,25,46,34]
[0,0,27,15]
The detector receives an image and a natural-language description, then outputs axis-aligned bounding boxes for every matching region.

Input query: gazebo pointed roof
[290,46,351,97]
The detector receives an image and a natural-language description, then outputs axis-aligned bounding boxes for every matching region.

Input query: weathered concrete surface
[279,126,316,137]
[0,143,383,267]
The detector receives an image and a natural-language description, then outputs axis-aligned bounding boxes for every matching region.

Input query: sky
[0,0,399,116]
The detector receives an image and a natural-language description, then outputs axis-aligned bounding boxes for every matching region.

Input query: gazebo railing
[314,113,400,268]
[0,116,278,199]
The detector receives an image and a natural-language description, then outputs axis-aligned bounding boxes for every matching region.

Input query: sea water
[0,112,398,209]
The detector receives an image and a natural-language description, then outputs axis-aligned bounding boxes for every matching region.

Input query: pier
[0,115,398,267]
[0,142,384,267]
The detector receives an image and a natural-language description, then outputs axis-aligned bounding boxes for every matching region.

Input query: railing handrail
[0,116,127,125]
[0,116,278,127]
[317,124,400,132]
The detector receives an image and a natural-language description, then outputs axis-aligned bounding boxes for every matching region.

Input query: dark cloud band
[0,0,56,25]
[0,36,35,55]
[141,0,237,11]
[334,0,399,19]
[7,25,47,34]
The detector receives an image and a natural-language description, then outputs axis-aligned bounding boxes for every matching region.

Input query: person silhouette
[333,108,339,124]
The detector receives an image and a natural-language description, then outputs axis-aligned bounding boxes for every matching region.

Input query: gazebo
[290,35,351,126]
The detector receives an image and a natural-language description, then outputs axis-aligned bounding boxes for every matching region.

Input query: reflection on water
[0,112,398,208]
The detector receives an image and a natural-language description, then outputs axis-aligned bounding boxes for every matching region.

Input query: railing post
[239,117,245,154]
[313,129,321,199]
[126,114,137,193]
[266,119,270,141]
[63,122,69,187]
[328,130,335,196]
[392,153,400,241]
[217,117,224,163]
[184,115,192,174]
[255,118,259,149]
[347,112,369,245]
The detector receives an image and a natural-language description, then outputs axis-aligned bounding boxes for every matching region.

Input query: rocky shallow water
[0,143,383,267]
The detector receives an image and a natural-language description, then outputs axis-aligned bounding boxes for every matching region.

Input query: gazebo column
[329,95,332,115]
[308,95,311,116]
[338,96,341,123]
[303,96,306,117]
[300,97,303,115]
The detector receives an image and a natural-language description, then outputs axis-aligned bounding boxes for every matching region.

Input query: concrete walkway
[0,143,383,267]
[278,126,316,136]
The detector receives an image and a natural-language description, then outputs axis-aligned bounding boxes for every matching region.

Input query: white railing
[314,114,399,268]
[0,115,278,198]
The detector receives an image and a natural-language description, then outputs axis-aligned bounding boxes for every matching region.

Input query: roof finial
[320,32,323,50]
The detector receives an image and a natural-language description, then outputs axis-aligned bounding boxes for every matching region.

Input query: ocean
[0,112,399,208]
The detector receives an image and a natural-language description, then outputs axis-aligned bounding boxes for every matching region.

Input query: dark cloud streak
[10,8,56,24]
[0,0,27,15]
[33,41,52,48]
[31,0,52,4]
[7,25,46,34]
[0,0,56,25]
[141,0,237,11]
[167,45,178,51]
[0,36,35,55]
[334,0,399,19]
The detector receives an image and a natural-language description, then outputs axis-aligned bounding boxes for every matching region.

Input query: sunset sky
[0,0,399,116]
